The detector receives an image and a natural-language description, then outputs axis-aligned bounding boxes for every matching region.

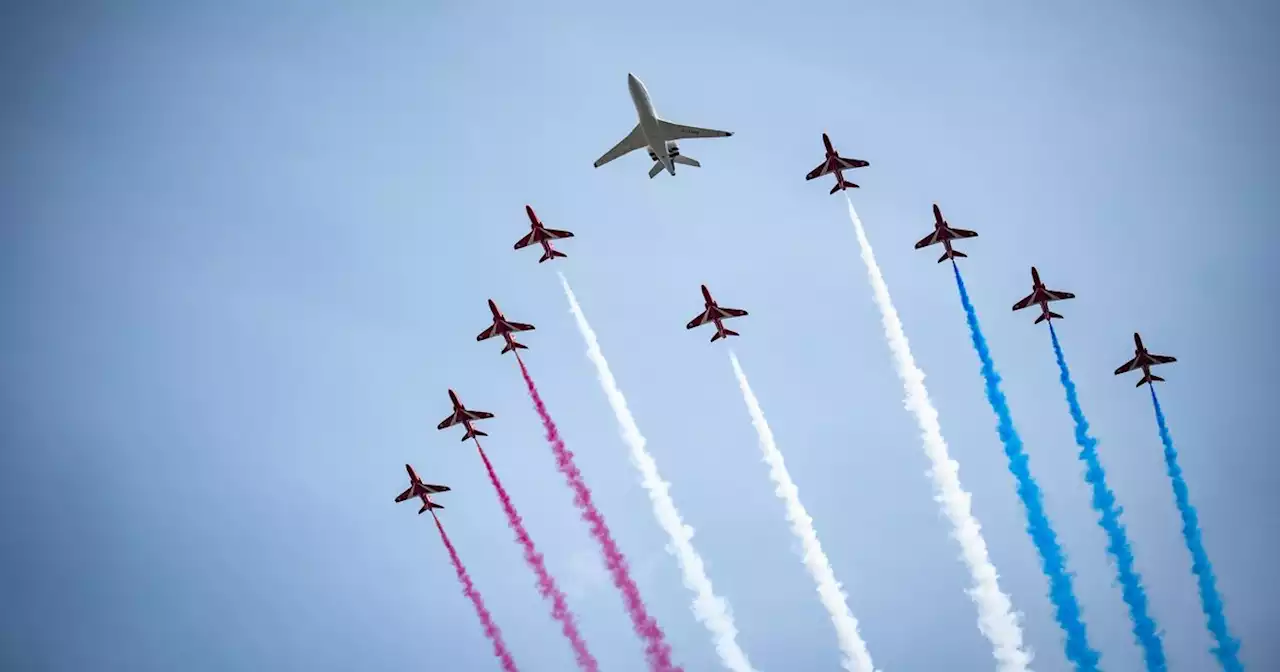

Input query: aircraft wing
[542,228,574,240]
[1150,354,1177,365]
[513,230,539,250]
[593,124,645,168]
[421,483,451,494]
[835,156,869,169]
[1114,356,1143,375]
[805,160,832,180]
[476,324,499,341]
[1043,289,1075,302]
[686,308,715,329]
[504,321,535,333]
[464,409,495,421]
[1012,292,1039,311]
[918,227,979,249]
[394,485,416,503]
[914,230,944,249]
[715,306,748,319]
[657,119,733,140]
[437,412,462,430]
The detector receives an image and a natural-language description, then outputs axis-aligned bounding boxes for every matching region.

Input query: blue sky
[2,2,1277,670]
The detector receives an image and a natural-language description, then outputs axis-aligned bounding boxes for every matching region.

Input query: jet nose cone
[627,72,638,82]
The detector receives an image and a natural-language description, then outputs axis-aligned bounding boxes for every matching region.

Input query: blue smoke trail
[952,263,1100,671]
[1149,387,1244,671]
[1048,323,1167,671]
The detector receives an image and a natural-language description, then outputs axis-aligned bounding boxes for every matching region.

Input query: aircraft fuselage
[628,74,674,176]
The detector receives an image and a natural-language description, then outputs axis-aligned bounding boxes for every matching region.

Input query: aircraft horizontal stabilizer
[501,341,529,354]
[671,155,700,167]
[539,249,568,263]
[710,329,740,342]
[1137,373,1166,387]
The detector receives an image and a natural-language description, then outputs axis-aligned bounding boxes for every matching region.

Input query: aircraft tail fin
[501,340,529,355]
[671,155,700,167]
[648,162,664,179]
[1034,310,1064,325]
[461,427,488,441]
[938,250,968,263]
[1137,373,1166,387]
[830,182,860,195]
[418,501,444,514]
[539,249,568,263]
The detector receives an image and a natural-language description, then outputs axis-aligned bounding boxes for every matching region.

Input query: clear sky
[3,2,1277,670]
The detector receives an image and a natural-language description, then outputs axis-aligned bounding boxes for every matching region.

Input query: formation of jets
[399,71,1181,514]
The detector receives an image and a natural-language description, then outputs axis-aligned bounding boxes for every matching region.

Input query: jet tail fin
[1034,311,1064,325]
[539,249,568,263]
[648,162,664,179]
[1137,373,1166,387]
[418,501,444,514]
[501,340,529,355]
[830,182,860,195]
[671,155,700,167]
[461,427,488,441]
[938,250,968,263]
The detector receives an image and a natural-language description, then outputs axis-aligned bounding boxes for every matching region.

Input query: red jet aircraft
[686,285,748,341]
[394,464,451,514]
[437,389,494,441]
[804,133,870,194]
[476,299,535,354]
[1012,267,1076,324]
[1114,333,1177,387]
[915,204,978,262]
[514,205,574,263]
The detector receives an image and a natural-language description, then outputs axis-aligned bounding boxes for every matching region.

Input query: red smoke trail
[430,510,520,672]
[473,440,600,672]
[515,354,681,672]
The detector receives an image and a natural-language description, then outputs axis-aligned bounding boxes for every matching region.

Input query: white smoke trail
[729,352,878,672]
[559,273,758,672]
[845,198,1032,671]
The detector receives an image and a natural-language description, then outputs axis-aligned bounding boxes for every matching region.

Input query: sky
[2,1,1278,670]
